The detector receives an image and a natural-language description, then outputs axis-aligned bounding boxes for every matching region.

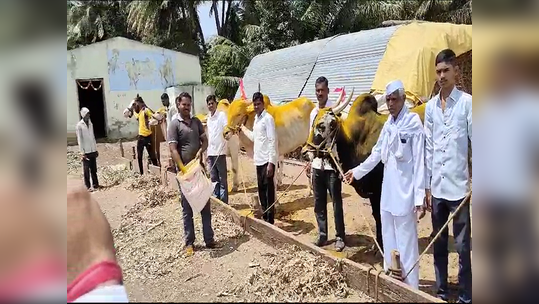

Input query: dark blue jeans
[176,181,214,246]
[431,196,472,303]
[208,155,228,204]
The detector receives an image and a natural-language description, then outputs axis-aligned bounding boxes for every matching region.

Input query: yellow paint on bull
[371,21,472,102]
[309,93,426,159]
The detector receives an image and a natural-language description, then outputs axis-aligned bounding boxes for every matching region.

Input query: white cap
[385,80,405,96]
[80,107,90,117]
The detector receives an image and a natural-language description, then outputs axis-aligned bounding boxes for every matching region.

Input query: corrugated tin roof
[234,37,333,102]
[301,26,400,113]
[235,25,401,110]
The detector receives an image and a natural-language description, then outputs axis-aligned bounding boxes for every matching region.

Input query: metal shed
[235,25,401,112]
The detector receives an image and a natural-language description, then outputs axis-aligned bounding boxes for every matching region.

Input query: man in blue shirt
[424,49,472,303]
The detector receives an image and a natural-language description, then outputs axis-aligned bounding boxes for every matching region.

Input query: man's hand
[67,179,117,284]
[425,189,432,212]
[343,170,354,184]
[415,205,426,222]
[80,153,87,161]
[267,163,275,178]
[305,163,311,177]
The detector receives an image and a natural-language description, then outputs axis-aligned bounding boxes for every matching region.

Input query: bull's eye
[330,120,336,129]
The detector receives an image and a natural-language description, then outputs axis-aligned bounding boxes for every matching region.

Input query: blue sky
[198,2,218,40]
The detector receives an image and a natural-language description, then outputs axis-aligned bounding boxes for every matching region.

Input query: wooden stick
[403,191,472,280]
[146,220,164,233]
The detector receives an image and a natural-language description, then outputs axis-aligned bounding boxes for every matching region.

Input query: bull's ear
[336,113,342,118]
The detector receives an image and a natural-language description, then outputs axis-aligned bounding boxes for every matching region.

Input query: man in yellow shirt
[134,95,158,175]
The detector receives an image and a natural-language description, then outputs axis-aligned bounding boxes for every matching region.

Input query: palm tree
[67,1,106,48]
[126,0,207,55]
[67,0,132,50]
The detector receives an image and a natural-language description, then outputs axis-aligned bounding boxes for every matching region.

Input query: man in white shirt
[206,95,229,204]
[344,80,426,290]
[424,49,472,303]
[76,107,100,191]
[307,76,346,252]
[240,92,278,225]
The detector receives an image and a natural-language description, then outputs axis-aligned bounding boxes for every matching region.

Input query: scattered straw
[223,244,360,302]
[67,150,82,175]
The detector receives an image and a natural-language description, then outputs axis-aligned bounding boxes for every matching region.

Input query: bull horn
[332,87,345,109]
[333,87,354,115]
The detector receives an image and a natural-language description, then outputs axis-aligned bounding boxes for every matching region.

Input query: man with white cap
[344,80,426,289]
[76,107,100,191]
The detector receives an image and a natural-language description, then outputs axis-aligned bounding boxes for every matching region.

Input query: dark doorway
[76,79,107,139]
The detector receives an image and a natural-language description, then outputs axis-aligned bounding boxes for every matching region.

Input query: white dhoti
[381,210,420,289]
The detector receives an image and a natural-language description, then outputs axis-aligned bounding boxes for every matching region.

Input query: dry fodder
[113,193,245,283]
[224,244,354,302]
[98,166,133,187]
[67,150,82,175]
[125,174,162,191]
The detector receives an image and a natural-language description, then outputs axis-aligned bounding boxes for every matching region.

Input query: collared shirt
[206,111,228,156]
[352,107,425,216]
[76,119,97,154]
[473,90,539,203]
[425,87,472,201]
[243,110,278,166]
[309,101,336,171]
[167,114,204,164]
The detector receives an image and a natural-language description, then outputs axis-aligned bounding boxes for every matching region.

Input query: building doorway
[76,79,107,139]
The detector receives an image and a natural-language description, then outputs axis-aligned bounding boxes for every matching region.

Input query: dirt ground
[225,156,467,300]
[67,142,373,302]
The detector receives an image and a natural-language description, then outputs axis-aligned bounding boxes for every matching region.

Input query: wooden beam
[210,198,442,303]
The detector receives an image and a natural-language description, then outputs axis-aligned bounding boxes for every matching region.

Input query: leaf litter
[79,154,373,302]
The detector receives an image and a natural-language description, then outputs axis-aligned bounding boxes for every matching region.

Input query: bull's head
[222,98,252,140]
[123,100,136,118]
[301,88,355,160]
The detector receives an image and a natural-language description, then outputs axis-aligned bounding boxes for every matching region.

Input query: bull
[222,94,316,188]
[302,91,427,250]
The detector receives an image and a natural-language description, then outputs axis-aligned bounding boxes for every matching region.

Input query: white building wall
[67,37,202,140]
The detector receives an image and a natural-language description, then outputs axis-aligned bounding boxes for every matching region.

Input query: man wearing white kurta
[344,80,426,289]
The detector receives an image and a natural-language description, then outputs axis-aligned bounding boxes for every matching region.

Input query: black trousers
[82,152,99,189]
[137,135,158,175]
[313,168,345,241]
[256,163,275,224]
[431,196,472,303]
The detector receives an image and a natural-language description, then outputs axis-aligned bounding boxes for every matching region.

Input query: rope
[243,163,308,219]
[402,191,472,281]
[304,128,384,257]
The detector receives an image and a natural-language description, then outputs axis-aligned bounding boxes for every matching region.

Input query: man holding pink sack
[168,92,216,257]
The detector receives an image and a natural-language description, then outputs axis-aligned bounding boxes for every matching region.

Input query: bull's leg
[369,194,384,253]
[229,146,239,192]
[276,159,284,189]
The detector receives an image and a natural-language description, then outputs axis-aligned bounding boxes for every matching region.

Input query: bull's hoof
[231,186,239,192]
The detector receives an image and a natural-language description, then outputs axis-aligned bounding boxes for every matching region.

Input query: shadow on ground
[208,234,252,259]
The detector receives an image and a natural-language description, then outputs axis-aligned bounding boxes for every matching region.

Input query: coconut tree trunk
[211,0,221,34]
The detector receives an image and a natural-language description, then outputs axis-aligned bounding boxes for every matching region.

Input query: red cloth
[67,261,123,303]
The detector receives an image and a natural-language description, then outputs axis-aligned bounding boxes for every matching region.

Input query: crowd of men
[75,48,471,303]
